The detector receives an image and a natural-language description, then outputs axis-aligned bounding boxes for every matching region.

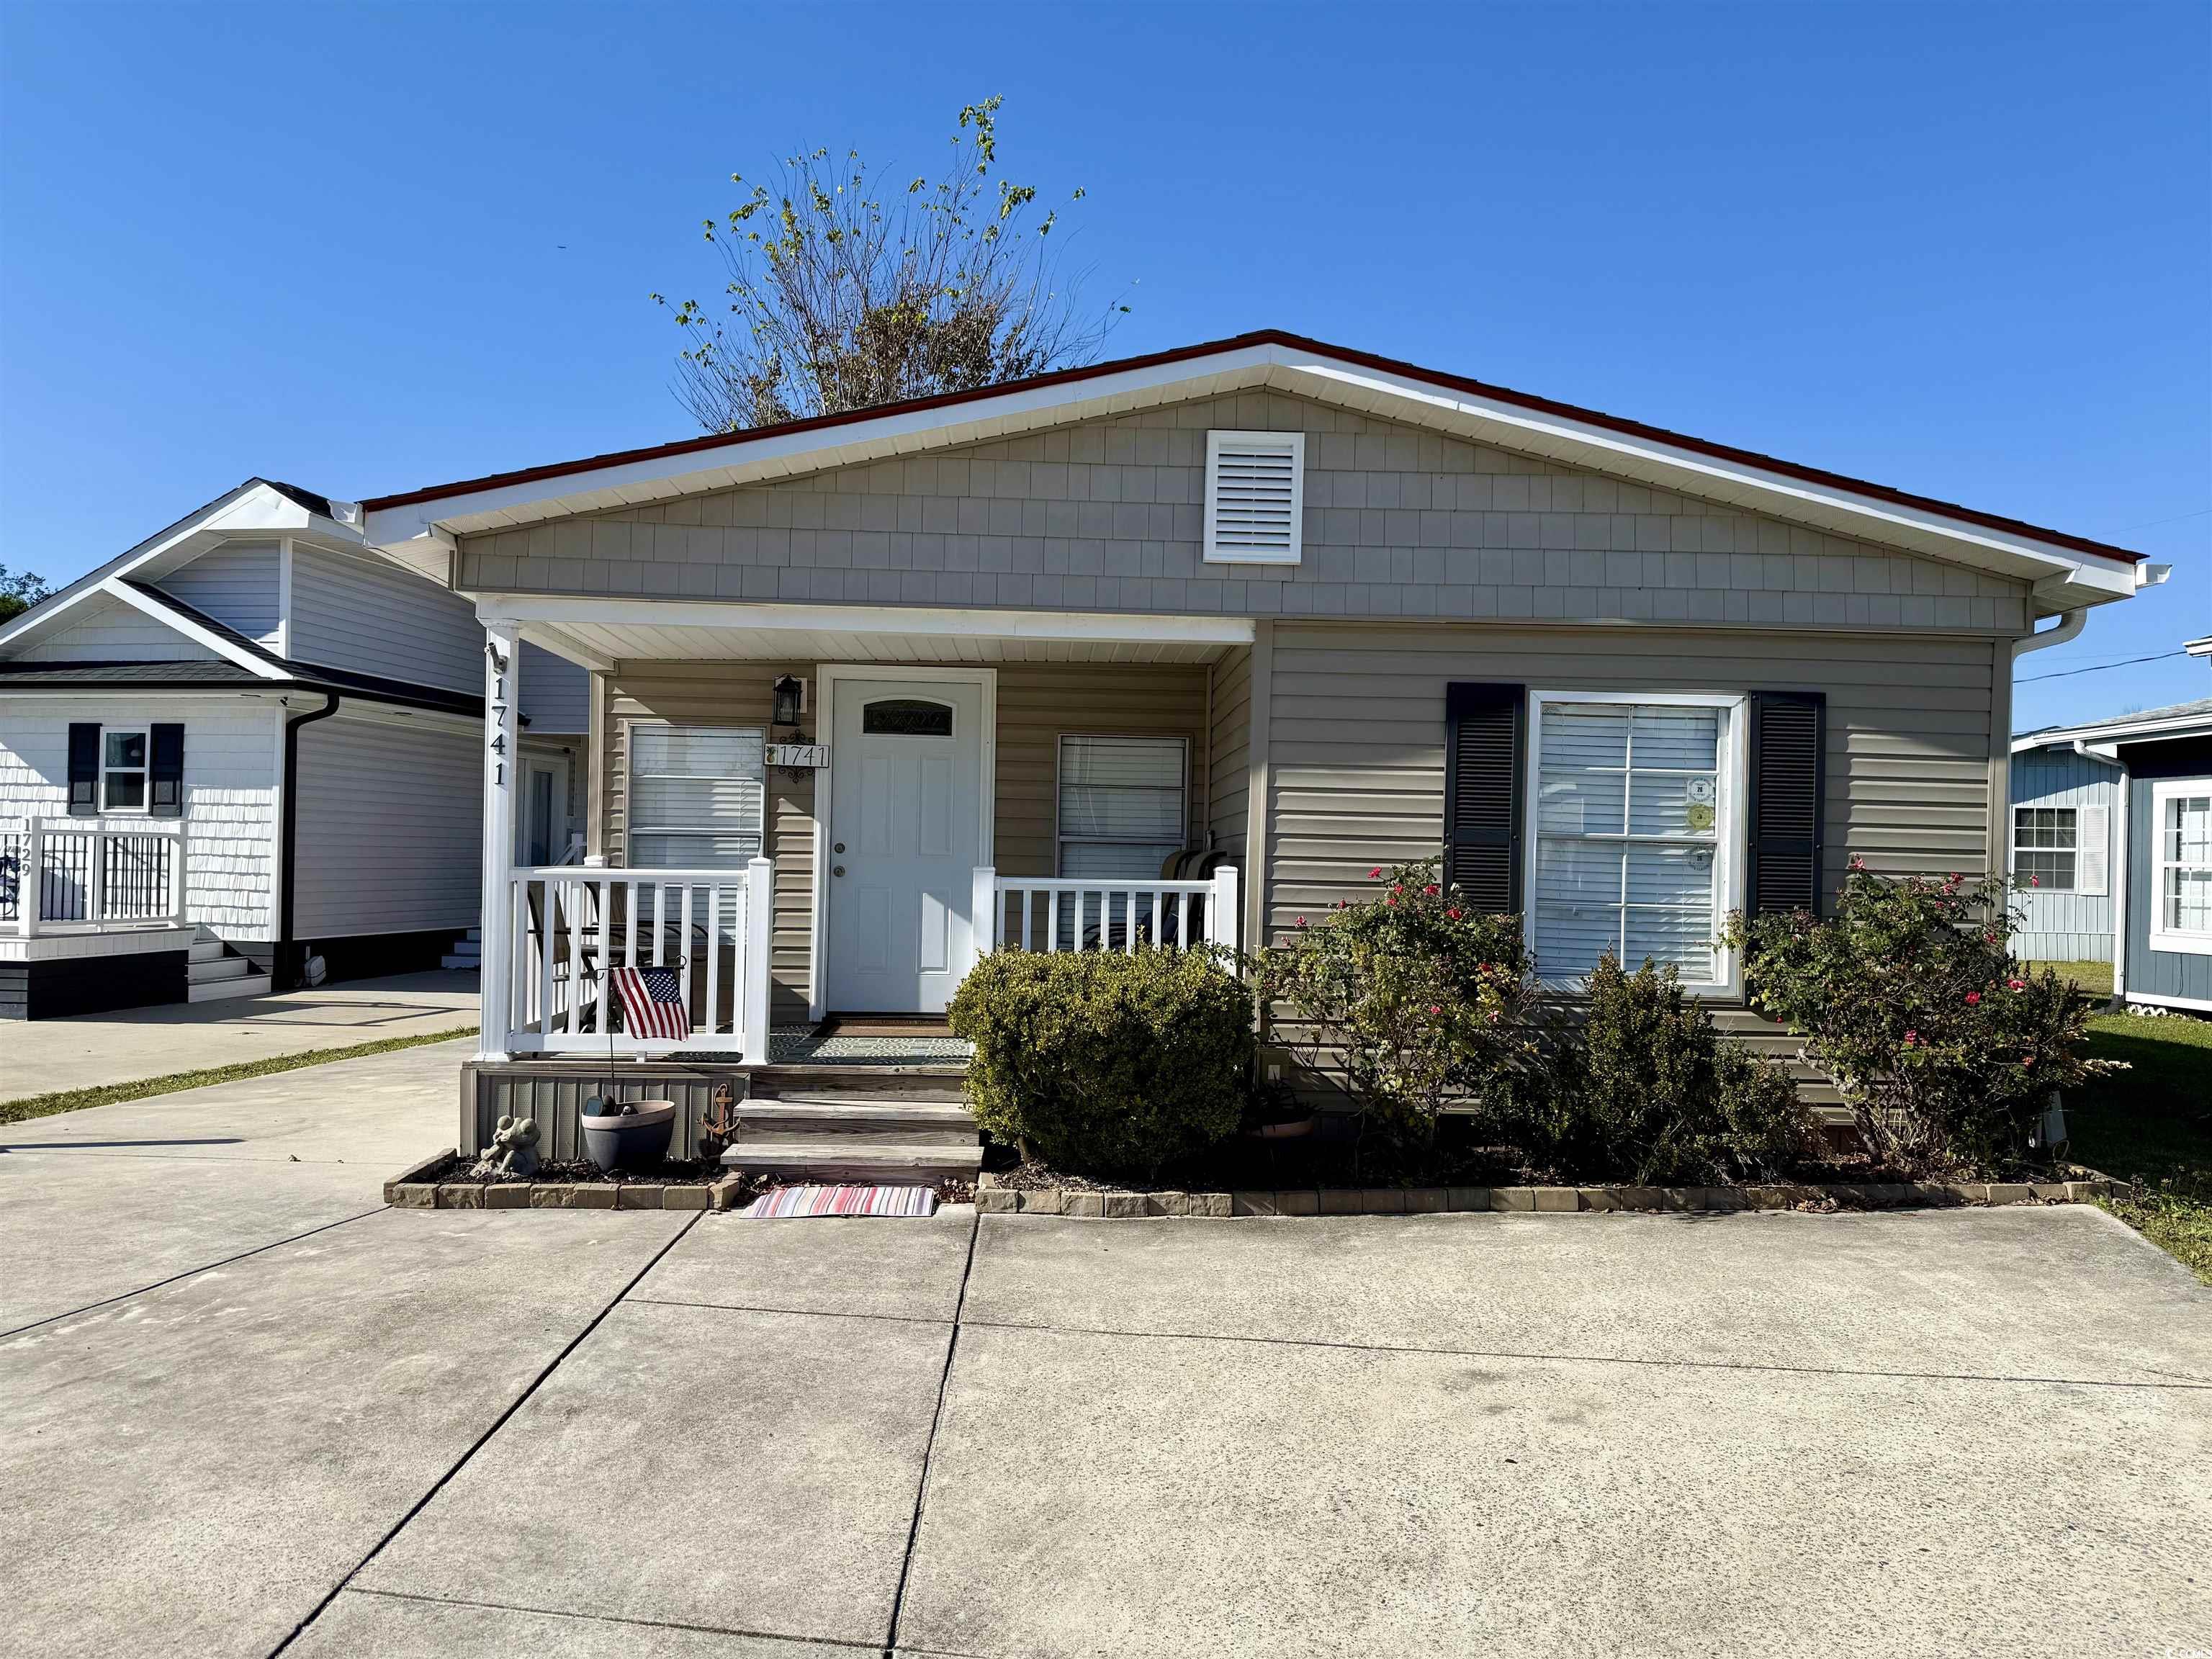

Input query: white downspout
[2012,607,2087,660]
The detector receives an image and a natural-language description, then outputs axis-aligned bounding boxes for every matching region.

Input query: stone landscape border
[382,1148,746,1212]
[973,1172,2119,1217]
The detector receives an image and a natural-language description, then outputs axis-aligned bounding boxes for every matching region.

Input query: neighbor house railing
[974,865,1239,955]
[4,819,186,937]
[503,858,773,1064]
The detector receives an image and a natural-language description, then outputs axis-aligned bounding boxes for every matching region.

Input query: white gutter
[2012,607,2087,660]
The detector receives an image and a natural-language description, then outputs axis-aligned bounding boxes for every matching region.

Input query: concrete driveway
[1,969,479,1104]
[4,1046,2208,1658]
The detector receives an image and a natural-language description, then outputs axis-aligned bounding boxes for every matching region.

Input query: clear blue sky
[2,1,2204,729]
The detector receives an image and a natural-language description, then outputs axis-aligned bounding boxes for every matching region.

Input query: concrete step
[188,955,253,984]
[439,954,479,971]
[722,1137,983,1182]
[742,1099,975,1136]
[189,974,273,1004]
[188,938,227,963]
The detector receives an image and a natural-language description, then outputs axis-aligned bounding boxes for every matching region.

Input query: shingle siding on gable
[459,390,2032,633]
[156,542,282,646]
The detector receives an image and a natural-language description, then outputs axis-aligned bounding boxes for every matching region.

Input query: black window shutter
[1748,691,1827,915]
[66,722,100,817]
[150,724,185,818]
[1443,683,1526,914]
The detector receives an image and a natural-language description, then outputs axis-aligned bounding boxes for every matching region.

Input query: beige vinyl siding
[600,663,811,1022]
[993,663,1209,878]
[1262,623,2001,956]
[596,660,1215,1019]
[1208,644,1252,859]
[462,389,2033,636]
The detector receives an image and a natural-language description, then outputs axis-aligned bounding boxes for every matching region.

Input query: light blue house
[2011,693,2212,1010]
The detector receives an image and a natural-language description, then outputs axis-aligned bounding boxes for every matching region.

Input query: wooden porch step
[721,1138,983,1182]
[742,1099,975,1136]
[745,1064,968,1100]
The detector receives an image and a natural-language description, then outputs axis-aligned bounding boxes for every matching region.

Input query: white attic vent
[1203,431,1305,565]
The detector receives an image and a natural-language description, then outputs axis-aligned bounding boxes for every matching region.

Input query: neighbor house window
[1057,735,1188,880]
[1202,431,1305,565]
[2150,783,2212,956]
[625,724,765,868]
[2012,806,2077,891]
[101,728,149,812]
[1529,693,1740,990]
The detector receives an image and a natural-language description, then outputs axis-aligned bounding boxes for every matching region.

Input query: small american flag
[609,964,689,1040]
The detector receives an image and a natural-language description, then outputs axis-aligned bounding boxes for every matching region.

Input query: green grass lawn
[2065,1011,2212,1282]
[2027,958,2114,998]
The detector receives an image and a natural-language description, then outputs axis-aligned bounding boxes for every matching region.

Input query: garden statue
[470,1114,541,1179]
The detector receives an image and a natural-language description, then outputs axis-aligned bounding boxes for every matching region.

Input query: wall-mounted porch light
[771,674,806,727]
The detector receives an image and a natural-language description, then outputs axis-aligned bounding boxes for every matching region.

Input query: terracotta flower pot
[580,1098,675,1173]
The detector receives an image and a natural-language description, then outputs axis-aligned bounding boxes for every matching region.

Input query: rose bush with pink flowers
[1254,858,1552,1153]
[1728,864,2119,1172]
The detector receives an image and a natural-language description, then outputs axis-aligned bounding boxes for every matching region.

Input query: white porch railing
[974,865,1238,955]
[4,819,186,938]
[503,858,773,1063]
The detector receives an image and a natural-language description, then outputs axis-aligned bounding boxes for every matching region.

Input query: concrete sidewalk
[1,970,479,1103]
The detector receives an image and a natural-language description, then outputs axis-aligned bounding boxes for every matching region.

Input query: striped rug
[740,1184,939,1219]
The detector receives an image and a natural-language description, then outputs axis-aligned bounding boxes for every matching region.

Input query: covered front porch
[468,598,1253,1107]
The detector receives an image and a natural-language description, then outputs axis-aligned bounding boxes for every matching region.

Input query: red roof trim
[360,328,2142,563]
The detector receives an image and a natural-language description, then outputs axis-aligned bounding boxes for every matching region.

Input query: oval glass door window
[862,698,954,737]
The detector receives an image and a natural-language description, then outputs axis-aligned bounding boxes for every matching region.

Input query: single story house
[338,329,2154,1154]
[2011,696,2212,1010]
[0,480,587,1018]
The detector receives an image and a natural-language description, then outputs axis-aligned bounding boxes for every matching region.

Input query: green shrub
[1729,863,2120,1174]
[948,944,1252,1176]
[1252,858,1554,1149]
[1545,953,1808,1183]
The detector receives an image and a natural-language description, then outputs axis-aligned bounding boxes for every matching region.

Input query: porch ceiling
[526,619,1231,665]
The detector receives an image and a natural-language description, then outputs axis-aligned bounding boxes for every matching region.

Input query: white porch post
[741,854,774,1067]
[971,866,997,966]
[17,817,42,938]
[479,619,522,1061]
[1210,864,1240,952]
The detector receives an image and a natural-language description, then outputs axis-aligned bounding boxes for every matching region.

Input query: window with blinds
[1057,735,1188,879]
[626,724,765,868]
[1532,698,1731,983]
[1202,431,1305,564]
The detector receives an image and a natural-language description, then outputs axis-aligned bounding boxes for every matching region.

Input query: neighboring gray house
[2012,697,2212,1011]
[335,328,2156,1155]
[0,480,586,1017]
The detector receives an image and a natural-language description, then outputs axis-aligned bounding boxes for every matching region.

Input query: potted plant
[580,1094,675,1172]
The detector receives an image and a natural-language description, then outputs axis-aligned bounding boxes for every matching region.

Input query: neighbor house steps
[723,1064,979,1182]
[186,927,272,1004]
[441,927,481,972]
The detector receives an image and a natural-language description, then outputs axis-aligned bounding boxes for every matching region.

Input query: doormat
[741,1183,940,1218]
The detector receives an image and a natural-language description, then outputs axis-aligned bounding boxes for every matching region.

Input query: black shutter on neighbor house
[1443,683,1526,914]
[150,724,184,818]
[66,722,100,817]
[1748,691,1827,915]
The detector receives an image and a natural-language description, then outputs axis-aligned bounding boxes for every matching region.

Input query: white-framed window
[2012,806,2077,891]
[101,727,150,813]
[2149,781,2212,956]
[1526,691,1745,996]
[1056,734,1188,879]
[624,723,765,868]
[1202,431,1305,565]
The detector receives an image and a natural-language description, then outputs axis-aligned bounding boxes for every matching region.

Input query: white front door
[825,675,984,1013]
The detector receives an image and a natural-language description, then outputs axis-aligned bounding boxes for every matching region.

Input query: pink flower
[1295,916,1308,927]
[1368,867,1382,879]
[1428,1004,1442,1015]
[2030,876,2039,888]
[1392,884,1404,894]
[1385,894,1398,906]
[2008,977,2026,992]
[1447,908,1462,920]
[2022,1055,2035,1069]
[1965,992,1981,1005]
[1424,884,1439,896]
[1903,1030,1918,1047]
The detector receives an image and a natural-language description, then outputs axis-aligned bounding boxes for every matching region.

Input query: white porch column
[1210,864,1240,952]
[741,854,774,1067]
[479,619,522,1061]
[17,817,42,938]
[971,866,997,964]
